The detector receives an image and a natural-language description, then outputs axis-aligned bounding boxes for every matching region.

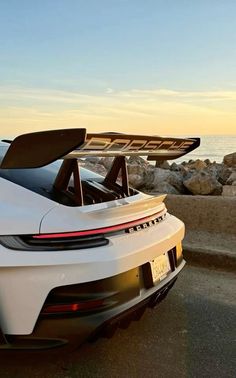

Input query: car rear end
[0,130,199,349]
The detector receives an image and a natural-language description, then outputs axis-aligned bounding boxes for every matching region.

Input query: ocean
[175,135,236,164]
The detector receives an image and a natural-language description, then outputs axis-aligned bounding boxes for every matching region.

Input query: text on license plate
[150,253,171,283]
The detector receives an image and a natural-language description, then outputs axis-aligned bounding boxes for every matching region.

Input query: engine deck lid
[39,193,166,234]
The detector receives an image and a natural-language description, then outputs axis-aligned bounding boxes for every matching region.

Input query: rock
[84,156,100,165]
[82,155,235,197]
[127,156,151,178]
[128,174,144,188]
[179,165,190,178]
[147,182,180,195]
[152,168,170,183]
[223,152,236,167]
[218,165,233,184]
[148,168,170,190]
[100,157,114,170]
[204,162,222,179]
[82,161,107,176]
[155,160,170,170]
[129,164,154,189]
[95,164,107,176]
[183,171,222,195]
[128,156,149,166]
[187,159,207,171]
[149,168,185,194]
[170,162,181,171]
[226,172,236,185]
[167,172,186,193]
[127,163,146,176]
[222,185,236,196]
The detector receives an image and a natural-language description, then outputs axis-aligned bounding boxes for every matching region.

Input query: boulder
[127,156,149,166]
[170,162,181,171]
[218,165,233,184]
[204,162,222,179]
[82,161,107,176]
[179,165,191,178]
[147,182,180,195]
[167,172,185,193]
[187,159,207,171]
[84,156,100,165]
[223,152,236,167]
[81,155,235,197]
[226,171,236,185]
[100,157,114,170]
[127,159,153,189]
[183,171,222,195]
[127,163,146,176]
[152,168,170,183]
[128,174,144,188]
[149,168,185,193]
[155,160,170,170]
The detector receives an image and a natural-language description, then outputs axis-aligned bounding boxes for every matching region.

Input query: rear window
[0,146,103,205]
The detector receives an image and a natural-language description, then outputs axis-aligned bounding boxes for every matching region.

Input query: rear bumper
[3,258,185,349]
[88,276,178,342]
[0,214,184,336]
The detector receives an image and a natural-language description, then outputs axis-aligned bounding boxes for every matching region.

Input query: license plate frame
[150,253,171,283]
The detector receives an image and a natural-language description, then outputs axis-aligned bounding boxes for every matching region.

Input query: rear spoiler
[0,129,200,169]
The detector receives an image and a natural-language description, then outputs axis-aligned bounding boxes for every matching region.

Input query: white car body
[0,130,199,349]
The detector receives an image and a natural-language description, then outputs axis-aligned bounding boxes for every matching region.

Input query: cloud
[0,85,236,136]
[106,88,114,94]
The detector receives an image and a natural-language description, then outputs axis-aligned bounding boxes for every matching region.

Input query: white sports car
[0,129,200,349]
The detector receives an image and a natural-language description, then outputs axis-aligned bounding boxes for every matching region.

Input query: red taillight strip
[33,210,166,239]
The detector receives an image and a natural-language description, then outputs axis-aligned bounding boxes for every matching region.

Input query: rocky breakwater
[81,152,236,196]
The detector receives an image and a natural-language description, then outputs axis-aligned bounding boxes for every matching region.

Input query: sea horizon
[175,135,236,164]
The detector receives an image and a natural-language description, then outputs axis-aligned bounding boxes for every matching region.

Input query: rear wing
[0,129,200,169]
[0,129,200,206]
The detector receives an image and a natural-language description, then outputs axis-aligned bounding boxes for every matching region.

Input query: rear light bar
[0,210,166,251]
[33,210,166,240]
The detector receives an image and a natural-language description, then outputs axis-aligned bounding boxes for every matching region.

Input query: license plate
[150,253,171,283]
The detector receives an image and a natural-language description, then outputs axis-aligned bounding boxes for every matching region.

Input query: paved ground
[0,265,235,378]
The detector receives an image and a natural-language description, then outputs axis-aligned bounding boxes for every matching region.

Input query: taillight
[0,210,166,251]
[42,298,106,315]
[32,209,166,239]
[0,234,108,251]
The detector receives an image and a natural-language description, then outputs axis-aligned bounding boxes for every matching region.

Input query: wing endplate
[0,129,86,169]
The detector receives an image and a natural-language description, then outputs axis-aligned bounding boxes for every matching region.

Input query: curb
[183,245,236,272]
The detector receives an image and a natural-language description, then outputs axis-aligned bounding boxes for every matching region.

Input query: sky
[0,0,236,137]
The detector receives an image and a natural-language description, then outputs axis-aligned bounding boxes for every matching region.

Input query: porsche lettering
[127,215,166,233]
[82,137,194,152]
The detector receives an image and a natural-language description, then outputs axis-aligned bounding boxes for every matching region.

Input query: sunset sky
[0,1,236,137]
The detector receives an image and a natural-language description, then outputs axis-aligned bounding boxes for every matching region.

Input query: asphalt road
[0,265,235,378]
